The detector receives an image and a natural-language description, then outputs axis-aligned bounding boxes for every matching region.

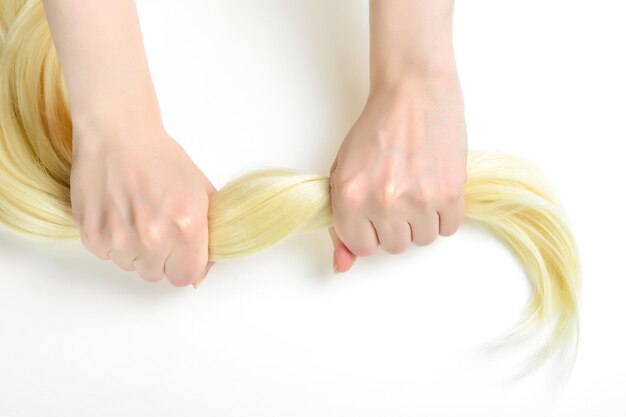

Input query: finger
[332,210,379,257]
[370,216,413,254]
[437,196,465,237]
[103,201,139,271]
[408,209,439,246]
[132,248,170,283]
[328,227,357,273]
[108,248,138,272]
[107,229,138,272]
[164,217,210,288]
[78,213,111,260]
[329,157,377,257]
[192,260,215,289]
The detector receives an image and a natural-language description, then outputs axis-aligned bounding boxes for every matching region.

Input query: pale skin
[42,0,216,288]
[41,0,467,285]
[329,0,467,273]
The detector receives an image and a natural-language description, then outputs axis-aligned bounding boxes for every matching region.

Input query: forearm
[42,0,162,133]
[368,0,458,91]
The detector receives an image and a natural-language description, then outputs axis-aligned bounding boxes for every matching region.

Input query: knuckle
[169,206,205,239]
[411,180,436,208]
[342,188,364,208]
[441,189,462,204]
[375,184,400,215]
[332,174,365,208]
[137,218,165,249]
[441,180,465,203]
[339,182,363,207]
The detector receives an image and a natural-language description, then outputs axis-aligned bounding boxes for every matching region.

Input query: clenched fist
[70,119,216,287]
[329,75,468,273]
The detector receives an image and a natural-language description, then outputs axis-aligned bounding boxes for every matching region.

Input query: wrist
[369,66,463,103]
[70,94,164,141]
[370,44,459,88]
[70,105,166,156]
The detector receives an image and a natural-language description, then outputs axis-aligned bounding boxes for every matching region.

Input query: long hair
[0,0,580,378]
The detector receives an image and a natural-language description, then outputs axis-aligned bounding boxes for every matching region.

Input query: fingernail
[192,274,206,289]
[193,263,214,289]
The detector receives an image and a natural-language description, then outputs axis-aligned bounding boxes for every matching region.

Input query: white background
[1,0,625,415]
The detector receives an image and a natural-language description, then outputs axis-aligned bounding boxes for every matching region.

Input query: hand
[328,75,468,273]
[70,118,216,287]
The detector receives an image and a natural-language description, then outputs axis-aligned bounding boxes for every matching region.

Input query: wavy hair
[0,0,580,379]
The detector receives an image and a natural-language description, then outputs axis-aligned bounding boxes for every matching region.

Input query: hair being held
[0,0,580,380]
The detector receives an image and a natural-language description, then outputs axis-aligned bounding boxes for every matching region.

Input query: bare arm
[42,0,161,131]
[368,0,458,90]
[328,0,467,272]
[42,0,216,287]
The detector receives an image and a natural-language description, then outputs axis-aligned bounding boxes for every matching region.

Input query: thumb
[328,227,357,273]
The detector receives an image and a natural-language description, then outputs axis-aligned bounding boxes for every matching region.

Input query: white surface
[1,0,625,415]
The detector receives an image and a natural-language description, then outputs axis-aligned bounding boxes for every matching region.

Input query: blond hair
[0,0,580,379]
